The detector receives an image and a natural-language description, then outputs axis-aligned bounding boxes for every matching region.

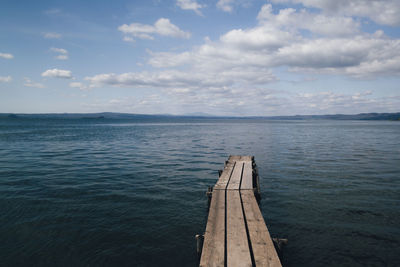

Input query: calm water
[0,118,399,266]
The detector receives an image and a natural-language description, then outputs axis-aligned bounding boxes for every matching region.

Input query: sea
[0,117,399,267]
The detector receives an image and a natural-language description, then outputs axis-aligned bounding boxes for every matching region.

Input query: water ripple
[0,119,399,266]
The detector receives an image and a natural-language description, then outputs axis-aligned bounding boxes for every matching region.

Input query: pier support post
[272,238,288,259]
[195,234,204,259]
[252,161,261,202]
[206,186,213,208]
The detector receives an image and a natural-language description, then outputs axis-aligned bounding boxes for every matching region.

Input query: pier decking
[200,156,282,267]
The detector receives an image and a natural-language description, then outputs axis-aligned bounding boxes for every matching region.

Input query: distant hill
[183,112,216,117]
[260,112,400,121]
[0,112,399,121]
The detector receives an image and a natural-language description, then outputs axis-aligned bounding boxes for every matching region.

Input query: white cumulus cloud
[257,4,360,36]
[0,76,12,82]
[41,68,73,79]
[176,0,205,15]
[50,47,67,54]
[55,55,68,60]
[43,32,62,39]
[50,47,68,60]
[83,2,400,115]
[118,18,191,41]
[0,53,13,59]
[217,0,234,12]
[85,66,276,92]
[270,0,400,26]
[24,77,45,88]
[146,4,400,78]
[69,82,88,90]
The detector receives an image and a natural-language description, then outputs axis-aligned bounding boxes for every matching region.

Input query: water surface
[0,118,399,266]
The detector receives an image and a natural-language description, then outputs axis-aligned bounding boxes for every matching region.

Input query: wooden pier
[199,156,282,267]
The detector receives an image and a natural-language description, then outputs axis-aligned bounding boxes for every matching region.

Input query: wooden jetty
[199,155,282,267]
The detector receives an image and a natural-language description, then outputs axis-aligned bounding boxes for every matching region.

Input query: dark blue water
[0,118,399,266]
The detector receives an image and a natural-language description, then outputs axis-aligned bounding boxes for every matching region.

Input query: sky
[1,0,400,116]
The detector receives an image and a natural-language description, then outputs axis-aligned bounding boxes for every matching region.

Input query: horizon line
[1,111,400,118]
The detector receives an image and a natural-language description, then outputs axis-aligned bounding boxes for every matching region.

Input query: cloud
[44,8,61,15]
[118,18,190,41]
[43,32,61,39]
[50,47,67,54]
[0,53,13,59]
[81,85,397,116]
[217,0,234,12]
[123,36,135,43]
[85,67,276,90]
[271,36,400,77]
[219,25,295,50]
[55,55,68,60]
[24,77,45,88]
[85,71,211,88]
[146,4,400,78]
[289,90,384,114]
[257,4,360,36]
[270,0,400,26]
[147,51,193,68]
[81,95,167,114]
[84,2,400,115]
[176,0,205,15]
[0,76,12,82]
[50,47,68,60]
[69,82,88,90]
[41,68,73,79]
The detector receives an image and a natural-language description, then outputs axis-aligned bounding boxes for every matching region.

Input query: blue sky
[1,0,400,115]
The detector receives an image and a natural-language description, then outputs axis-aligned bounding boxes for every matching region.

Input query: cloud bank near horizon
[1,0,400,115]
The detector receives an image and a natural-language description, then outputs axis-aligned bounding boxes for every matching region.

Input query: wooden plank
[229,155,252,162]
[240,161,253,190]
[240,156,253,162]
[228,155,253,162]
[226,190,252,267]
[241,190,282,267]
[214,161,235,190]
[200,190,225,267]
[228,155,242,162]
[226,162,244,190]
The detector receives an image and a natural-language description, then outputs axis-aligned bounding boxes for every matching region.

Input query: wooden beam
[240,161,253,190]
[227,162,244,190]
[214,161,235,190]
[241,190,282,267]
[226,190,252,267]
[200,190,226,267]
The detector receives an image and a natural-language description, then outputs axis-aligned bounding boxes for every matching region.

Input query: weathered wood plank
[228,155,242,162]
[241,190,282,267]
[241,156,253,162]
[226,190,252,267]
[200,190,225,267]
[229,155,252,162]
[227,162,244,190]
[240,161,253,190]
[214,161,235,190]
